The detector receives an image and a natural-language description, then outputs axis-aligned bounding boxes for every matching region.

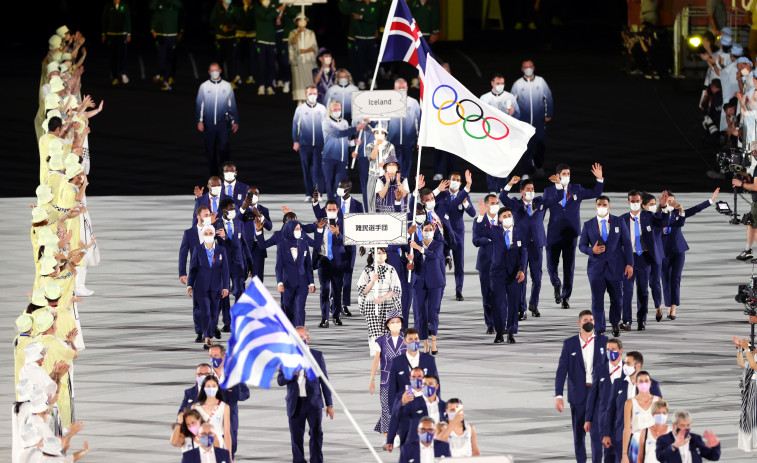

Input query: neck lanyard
[582,336,594,349]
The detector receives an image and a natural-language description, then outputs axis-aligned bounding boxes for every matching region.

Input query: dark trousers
[662,252,685,306]
[521,245,543,311]
[216,37,237,78]
[588,275,622,333]
[231,427,238,457]
[203,124,230,177]
[492,277,522,333]
[106,35,128,78]
[356,156,370,207]
[413,285,443,339]
[478,268,495,328]
[547,236,577,301]
[451,243,465,293]
[400,271,411,330]
[283,284,308,326]
[194,290,222,338]
[318,262,344,320]
[276,31,292,82]
[156,36,178,79]
[251,247,266,281]
[342,248,356,307]
[486,174,507,193]
[395,145,413,180]
[434,149,456,177]
[570,394,603,463]
[257,42,276,87]
[288,403,323,463]
[622,252,651,323]
[348,37,377,83]
[649,259,662,308]
[236,36,256,79]
[298,145,316,196]
[312,148,326,196]
[322,159,347,200]
[222,267,246,326]
[520,135,546,174]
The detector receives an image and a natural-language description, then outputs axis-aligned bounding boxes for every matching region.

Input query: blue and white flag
[221,277,317,389]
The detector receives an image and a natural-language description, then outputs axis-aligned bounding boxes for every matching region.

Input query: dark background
[3,0,723,197]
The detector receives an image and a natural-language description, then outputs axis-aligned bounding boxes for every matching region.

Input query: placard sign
[342,213,407,246]
[352,90,408,119]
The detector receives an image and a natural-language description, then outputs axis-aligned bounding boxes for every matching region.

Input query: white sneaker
[258,85,265,95]
[121,74,129,84]
[266,86,275,95]
[76,287,94,297]
[305,195,312,202]
[282,81,290,93]
[276,80,283,88]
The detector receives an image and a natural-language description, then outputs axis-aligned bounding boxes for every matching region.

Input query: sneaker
[161,82,172,91]
[245,76,254,84]
[276,79,283,88]
[305,195,312,202]
[76,287,94,297]
[258,85,265,95]
[152,74,163,83]
[266,86,275,95]
[121,74,129,84]
[111,78,119,86]
[738,249,754,261]
[232,75,242,84]
[282,81,290,93]
[357,81,367,90]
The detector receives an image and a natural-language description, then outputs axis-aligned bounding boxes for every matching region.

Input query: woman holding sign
[357,248,402,356]
[365,123,395,212]
[374,155,409,213]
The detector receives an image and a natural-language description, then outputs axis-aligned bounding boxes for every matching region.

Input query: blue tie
[526,203,532,216]
[633,217,642,255]
[505,230,510,249]
[211,196,218,213]
[342,200,347,214]
[206,247,213,267]
[227,184,233,197]
[665,226,671,234]
[451,193,456,201]
[428,212,433,222]
[601,219,608,242]
[490,219,495,226]
[326,229,333,260]
[417,229,423,242]
[226,221,233,239]
[561,189,567,207]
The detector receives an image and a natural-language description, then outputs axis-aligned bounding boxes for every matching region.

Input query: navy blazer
[662,200,711,255]
[544,180,604,244]
[578,215,633,279]
[387,353,438,411]
[220,180,250,210]
[500,189,559,247]
[257,224,319,250]
[399,439,451,463]
[398,396,447,444]
[410,235,446,289]
[601,372,662,442]
[178,382,251,432]
[555,333,608,405]
[192,194,223,226]
[275,240,315,289]
[436,189,474,249]
[187,245,230,292]
[472,215,497,272]
[241,204,273,258]
[656,431,720,463]
[179,226,204,277]
[276,348,333,417]
[479,224,527,281]
[178,385,199,415]
[618,210,675,265]
[181,446,232,463]
[214,217,252,272]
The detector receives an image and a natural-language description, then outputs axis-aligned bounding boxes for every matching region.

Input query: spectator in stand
[102,0,132,85]
[288,13,318,104]
[149,0,183,91]
[707,0,728,35]
[255,0,285,95]
[210,0,239,86]
[235,0,257,86]
[340,0,379,90]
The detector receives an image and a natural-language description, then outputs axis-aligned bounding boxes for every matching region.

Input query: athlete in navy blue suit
[408,221,446,352]
[215,199,252,331]
[239,186,273,281]
[313,200,350,327]
[555,310,608,463]
[399,416,452,463]
[220,161,250,211]
[655,425,721,463]
[192,176,223,226]
[386,328,438,411]
[277,327,334,463]
[276,220,317,326]
[472,194,500,333]
[180,206,212,342]
[395,375,446,448]
[544,163,604,308]
[584,338,624,462]
[578,196,634,336]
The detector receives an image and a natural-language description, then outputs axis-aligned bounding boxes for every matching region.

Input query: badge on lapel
[646,225,651,232]
[571,352,577,356]
[219,254,223,261]
[399,371,405,375]
[614,227,619,233]
[444,214,450,220]
[600,378,605,382]
[416,410,423,414]
[517,241,522,247]
[188,399,193,403]
[573,194,577,200]
[237,194,242,200]
[238,233,242,239]
[600,347,604,356]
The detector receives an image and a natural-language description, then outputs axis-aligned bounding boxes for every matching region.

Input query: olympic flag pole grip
[408,145,423,283]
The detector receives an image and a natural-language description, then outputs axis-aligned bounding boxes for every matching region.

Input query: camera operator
[733,334,757,451]
[732,175,757,261]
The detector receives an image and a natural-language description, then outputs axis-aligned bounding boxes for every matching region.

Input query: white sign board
[343,213,408,246]
[438,457,513,463]
[352,90,408,120]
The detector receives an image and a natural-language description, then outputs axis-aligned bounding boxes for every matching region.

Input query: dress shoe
[455,292,464,301]
[342,306,352,317]
[637,322,646,331]
[214,328,222,339]
[655,309,663,323]
[222,325,230,333]
[554,286,562,304]
[667,308,676,320]
[612,324,620,337]
[318,319,329,328]
[431,350,438,355]
[494,332,505,343]
[195,334,203,343]
[561,299,570,310]
[486,326,494,335]
[619,322,632,332]
[518,311,527,321]
[333,317,343,326]
[203,344,211,350]
[529,304,541,317]
[507,333,516,344]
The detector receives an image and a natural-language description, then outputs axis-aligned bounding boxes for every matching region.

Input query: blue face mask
[204,387,218,398]
[211,357,223,368]
[607,350,620,362]
[421,385,437,398]
[419,431,434,444]
[198,435,215,447]
[407,341,420,352]
[409,378,423,389]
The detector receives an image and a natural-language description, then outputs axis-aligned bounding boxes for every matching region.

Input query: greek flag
[220,277,317,389]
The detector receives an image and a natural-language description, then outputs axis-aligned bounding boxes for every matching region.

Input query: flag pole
[351,0,399,170]
[407,145,422,283]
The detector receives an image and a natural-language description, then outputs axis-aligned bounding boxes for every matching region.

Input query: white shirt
[340,196,351,214]
[222,218,234,237]
[580,334,595,385]
[297,370,307,397]
[420,442,435,463]
[290,246,299,262]
[197,225,206,243]
[406,352,420,369]
[626,377,636,400]
[502,226,514,247]
[199,445,217,463]
[223,180,236,197]
[19,363,57,396]
[678,438,692,463]
[628,212,645,253]
[423,396,440,424]
[608,361,622,383]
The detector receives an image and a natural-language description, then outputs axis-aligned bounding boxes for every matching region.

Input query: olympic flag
[418,55,536,178]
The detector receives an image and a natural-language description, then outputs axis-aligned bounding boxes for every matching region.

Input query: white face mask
[210,70,221,80]
[202,217,212,226]
[629,203,641,212]
[326,211,338,220]
[377,253,387,264]
[375,133,385,140]
[338,78,348,87]
[422,231,434,240]
[596,207,609,217]
[323,56,332,66]
[331,111,341,119]
[306,94,317,104]
[251,194,259,204]
[623,364,636,376]
[293,230,302,239]
[425,200,436,211]
[502,217,514,228]
[449,180,460,191]
[488,204,499,215]
[645,203,656,211]
[524,67,534,77]
[742,68,751,77]
[261,0,270,7]
[524,191,534,201]
[494,84,504,93]
[386,166,398,175]
[203,235,215,245]
[560,176,570,186]
[223,172,236,182]
[653,413,668,425]
[415,214,426,224]
[210,186,222,197]
[336,188,346,197]
[226,210,236,220]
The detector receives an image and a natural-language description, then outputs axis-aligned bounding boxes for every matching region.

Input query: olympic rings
[432,85,458,110]
[483,117,509,140]
[463,115,489,139]
[456,99,483,123]
[437,100,466,126]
